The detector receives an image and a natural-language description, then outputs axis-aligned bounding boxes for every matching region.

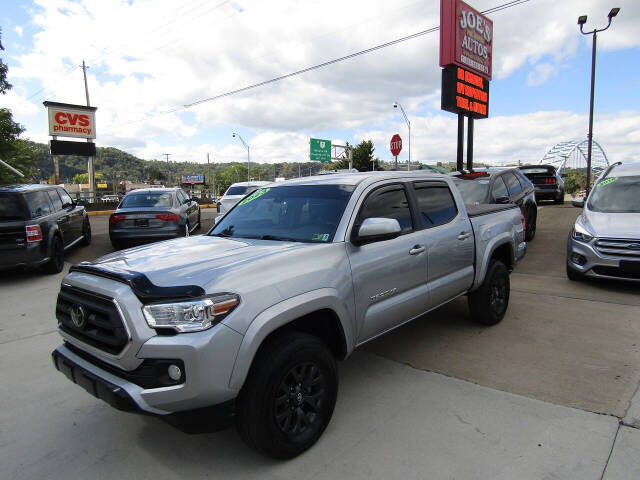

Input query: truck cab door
[412,182,474,307]
[346,183,428,343]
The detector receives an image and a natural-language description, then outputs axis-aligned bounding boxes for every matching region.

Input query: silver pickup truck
[52,171,526,458]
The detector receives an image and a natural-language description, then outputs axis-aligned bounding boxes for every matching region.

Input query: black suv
[0,184,91,273]
[451,168,538,241]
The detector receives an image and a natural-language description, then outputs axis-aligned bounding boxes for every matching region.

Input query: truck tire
[236,331,338,459]
[44,235,65,274]
[468,260,510,325]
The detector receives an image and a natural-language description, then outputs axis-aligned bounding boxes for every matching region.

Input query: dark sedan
[0,184,91,273]
[109,188,201,249]
[452,168,538,241]
[519,164,565,204]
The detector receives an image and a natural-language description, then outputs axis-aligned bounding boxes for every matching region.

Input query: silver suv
[567,162,640,282]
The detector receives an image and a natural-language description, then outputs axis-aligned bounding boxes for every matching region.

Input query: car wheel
[236,331,338,459]
[468,260,510,325]
[566,262,585,281]
[525,207,536,241]
[44,235,65,274]
[80,218,92,246]
[554,191,565,204]
[195,209,201,230]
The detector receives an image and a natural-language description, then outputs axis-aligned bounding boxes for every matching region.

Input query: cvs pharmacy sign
[44,101,97,139]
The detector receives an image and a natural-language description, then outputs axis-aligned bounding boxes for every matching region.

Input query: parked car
[217,181,271,214]
[101,194,120,202]
[567,162,640,282]
[451,168,538,241]
[109,188,201,250]
[519,164,565,204]
[0,184,91,273]
[52,171,525,458]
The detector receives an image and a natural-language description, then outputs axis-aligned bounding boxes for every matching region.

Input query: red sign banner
[440,0,493,80]
[390,134,402,156]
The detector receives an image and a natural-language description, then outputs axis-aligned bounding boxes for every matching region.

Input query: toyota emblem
[70,304,87,329]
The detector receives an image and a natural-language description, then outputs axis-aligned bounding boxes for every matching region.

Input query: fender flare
[227,288,354,391]
[472,235,514,291]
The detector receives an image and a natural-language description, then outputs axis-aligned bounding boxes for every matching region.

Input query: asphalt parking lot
[1,203,639,479]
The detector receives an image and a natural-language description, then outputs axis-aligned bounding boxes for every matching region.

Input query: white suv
[217,181,271,214]
[567,162,640,282]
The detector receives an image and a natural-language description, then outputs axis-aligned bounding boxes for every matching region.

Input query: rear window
[520,167,554,175]
[121,192,174,208]
[225,186,251,196]
[454,179,489,205]
[25,191,53,218]
[0,193,26,220]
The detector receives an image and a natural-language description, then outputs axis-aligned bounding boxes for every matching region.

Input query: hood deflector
[69,263,205,303]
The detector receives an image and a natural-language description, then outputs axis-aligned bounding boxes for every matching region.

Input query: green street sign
[310,138,331,162]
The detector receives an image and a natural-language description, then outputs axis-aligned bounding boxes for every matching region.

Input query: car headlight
[571,224,594,243]
[142,294,239,333]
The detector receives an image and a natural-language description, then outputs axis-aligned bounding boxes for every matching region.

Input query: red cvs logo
[55,112,90,127]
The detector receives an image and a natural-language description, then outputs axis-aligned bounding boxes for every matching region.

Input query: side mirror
[495,196,510,204]
[214,215,222,225]
[571,198,585,208]
[352,217,401,246]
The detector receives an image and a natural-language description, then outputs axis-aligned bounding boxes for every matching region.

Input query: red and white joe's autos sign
[440,0,493,80]
[46,102,96,139]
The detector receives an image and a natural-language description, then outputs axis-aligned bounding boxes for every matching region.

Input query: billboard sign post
[440,0,492,171]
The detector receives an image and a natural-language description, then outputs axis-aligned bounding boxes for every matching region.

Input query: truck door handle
[409,245,425,255]
[458,232,471,240]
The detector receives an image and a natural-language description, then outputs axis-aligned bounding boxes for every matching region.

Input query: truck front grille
[56,285,129,355]
[594,238,640,260]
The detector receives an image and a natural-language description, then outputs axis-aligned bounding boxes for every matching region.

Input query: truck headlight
[142,294,239,333]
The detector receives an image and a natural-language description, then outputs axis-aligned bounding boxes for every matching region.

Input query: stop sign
[390,134,402,156]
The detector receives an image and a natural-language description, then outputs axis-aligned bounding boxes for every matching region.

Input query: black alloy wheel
[236,331,338,459]
[274,362,328,438]
[44,235,65,274]
[468,260,510,325]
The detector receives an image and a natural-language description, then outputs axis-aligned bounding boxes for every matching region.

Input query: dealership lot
[1,204,639,479]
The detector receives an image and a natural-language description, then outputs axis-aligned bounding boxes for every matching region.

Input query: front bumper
[566,235,640,282]
[52,344,236,433]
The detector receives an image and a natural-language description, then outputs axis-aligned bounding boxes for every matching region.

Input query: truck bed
[466,203,519,218]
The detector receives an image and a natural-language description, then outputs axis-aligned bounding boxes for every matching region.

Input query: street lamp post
[232,132,250,182]
[578,7,620,196]
[393,102,411,171]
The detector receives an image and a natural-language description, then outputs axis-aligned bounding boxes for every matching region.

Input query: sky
[1,0,639,168]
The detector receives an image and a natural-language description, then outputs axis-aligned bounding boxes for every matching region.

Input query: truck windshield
[454,179,489,205]
[588,176,640,213]
[210,184,355,242]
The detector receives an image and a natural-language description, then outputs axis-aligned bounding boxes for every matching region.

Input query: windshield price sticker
[238,188,270,206]
[312,233,330,242]
[598,177,618,188]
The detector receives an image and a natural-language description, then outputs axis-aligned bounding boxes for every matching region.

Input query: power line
[113,0,531,128]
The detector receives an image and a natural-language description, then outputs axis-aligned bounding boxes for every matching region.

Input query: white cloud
[13,26,24,37]
[5,0,640,165]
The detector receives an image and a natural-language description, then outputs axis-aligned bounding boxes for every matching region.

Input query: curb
[87,204,217,216]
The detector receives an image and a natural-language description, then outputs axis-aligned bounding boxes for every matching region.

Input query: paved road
[1,203,639,479]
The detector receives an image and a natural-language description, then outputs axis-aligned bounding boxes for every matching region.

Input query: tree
[564,170,587,194]
[0,27,38,184]
[73,172,103,184]
[336,140,377,171]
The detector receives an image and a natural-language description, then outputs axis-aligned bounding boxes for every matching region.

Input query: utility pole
[81,59,96,199]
